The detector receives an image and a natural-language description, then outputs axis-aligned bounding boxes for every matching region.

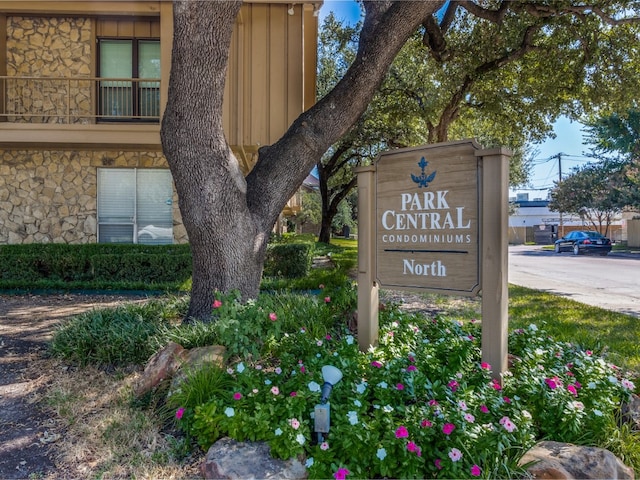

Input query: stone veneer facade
[6,16,93,123]
[1,15,186,244]
[0,150,187,244]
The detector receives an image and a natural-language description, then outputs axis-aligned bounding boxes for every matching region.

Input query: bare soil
[0,293,150,480]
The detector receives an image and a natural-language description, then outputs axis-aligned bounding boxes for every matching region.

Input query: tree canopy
[161,1,640,321]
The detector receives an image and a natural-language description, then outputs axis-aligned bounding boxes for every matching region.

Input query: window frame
[97,37,160,123]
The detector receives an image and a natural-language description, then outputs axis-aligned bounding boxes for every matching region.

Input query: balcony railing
[0,76,160,124]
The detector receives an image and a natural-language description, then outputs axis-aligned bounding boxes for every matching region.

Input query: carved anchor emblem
[411,157,436,188]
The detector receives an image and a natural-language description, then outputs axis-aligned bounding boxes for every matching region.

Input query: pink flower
[290,391,297,397]
[471,465,482,476]
[300,366,306,373]
[545,377,559,389]
[503,396,511,404]
[175,407,185,420]
[442,423,456,435]
[395,425,409,438]
[269,312,277,321]
[408,355,416,363]
[271,386,280,395]
[326,334,332,340]
[491,379,502,390]
[321,441,329,450]
[233,392,242,400]
[407,365,417,372]
[435,459,443,470]
[334,467,350,480]
[428,399,439,407]
[421,419,433,428]
[371,361,382,368]
[586,350,592,356]
[500,416,516,433]
[289,418,300,429]
[480,405,489,413]
[407,442,421,456]
[212,299,222,309]
[481,362,491,370]
[448,380,459,392]
[464,413,475,423]
[396,383,405,391]
[324,296,331,303]
[319,284,325,289]
[567,384,578,397]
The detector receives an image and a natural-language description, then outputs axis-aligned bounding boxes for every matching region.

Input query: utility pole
[556,153,564,238]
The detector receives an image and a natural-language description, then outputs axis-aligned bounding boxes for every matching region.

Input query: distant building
[509,193,624,244]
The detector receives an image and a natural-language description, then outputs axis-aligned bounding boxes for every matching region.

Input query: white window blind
[97,168,173,244]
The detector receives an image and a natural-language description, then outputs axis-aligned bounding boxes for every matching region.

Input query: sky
[318,1,593,200]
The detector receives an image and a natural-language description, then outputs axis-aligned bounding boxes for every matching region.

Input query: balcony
[0,76,162,150]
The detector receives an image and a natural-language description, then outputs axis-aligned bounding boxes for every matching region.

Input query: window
[97,168,173,244]
[98,39,160,121]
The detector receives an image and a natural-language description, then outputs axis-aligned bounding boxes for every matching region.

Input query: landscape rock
[622,393,640,432]
[134,341,187,397]
[201,437,307,480]
[519,440,634,479]
[170,345,227,391]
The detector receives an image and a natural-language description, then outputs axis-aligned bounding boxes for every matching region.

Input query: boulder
[622,393,640,432]
[519,441,634,479]
[170,345,226,390]
[133,342,187,397]
[201,437,307,480]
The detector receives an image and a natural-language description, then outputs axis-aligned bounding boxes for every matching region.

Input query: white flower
[458,401,468,411]
[521,410,532,419]
[448,448,463,462]
[333,352,338,356]
[308,381,321,393]
[570,401,585,411]
[346,335,354,345]
[383,405,394,413]
[608,376,619,385]
[305,457,314,468]
[236,362,245,373]
[356,382,367,394]
[316,340,323,346]
[275,367,282,375]
[354,399,362,407]
[528,324,538,332]
[588,381,597,389]
[316,353,321,358]
[376,448,387,461]
[224,407,235,417]
[535,348,545,356]
[347,411,359,425]
[377,381,388,389]
[296,433,306,445]
[274,428,283,436]
[593,409,604,417]
[264,379,272,385]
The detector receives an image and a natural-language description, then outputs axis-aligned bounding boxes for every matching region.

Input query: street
[508,245,640,318]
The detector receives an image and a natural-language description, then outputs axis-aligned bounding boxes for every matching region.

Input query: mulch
[0,293,150,479]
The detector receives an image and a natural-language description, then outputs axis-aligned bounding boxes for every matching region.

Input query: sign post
[356,140,511,379]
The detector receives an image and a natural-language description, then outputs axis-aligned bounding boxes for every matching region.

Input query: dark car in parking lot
[554,230,612,256]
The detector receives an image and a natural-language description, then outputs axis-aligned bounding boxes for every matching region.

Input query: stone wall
[0,150,187,244]
[6,16,93,123]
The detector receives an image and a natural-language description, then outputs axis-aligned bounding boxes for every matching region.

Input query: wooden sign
[356,140,511,381]
[375,142,480,295]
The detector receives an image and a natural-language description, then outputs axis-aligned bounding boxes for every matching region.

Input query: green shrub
[263,242,314,278]
[91,253,192,283]
[50,300,177,366]
[0,244,192,287]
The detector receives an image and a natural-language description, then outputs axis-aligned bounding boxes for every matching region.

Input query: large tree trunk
[161,0,262,322]
[161,0,444,322]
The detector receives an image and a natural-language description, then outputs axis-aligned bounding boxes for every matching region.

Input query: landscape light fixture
[314,365,343,443]
[320,365,343,404]
[287,4,295,15]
